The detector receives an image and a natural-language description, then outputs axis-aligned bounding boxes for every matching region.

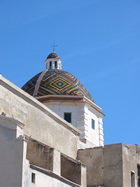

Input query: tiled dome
[22,69,94,102]
[46,52,60,59]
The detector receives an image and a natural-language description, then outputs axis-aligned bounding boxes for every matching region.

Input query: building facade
[22,52,104,147]
[0,52,140,187]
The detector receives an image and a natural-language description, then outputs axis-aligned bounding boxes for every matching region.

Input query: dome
[46,52,60,59]
[22,69,94,102]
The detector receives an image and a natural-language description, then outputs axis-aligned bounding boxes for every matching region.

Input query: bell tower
[45,52,62,70]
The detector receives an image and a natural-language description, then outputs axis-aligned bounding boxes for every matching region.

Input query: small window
[131,171,135,187]
[55,61,57,68]
[91,119,95,129]
[64,112,71,123]
[50,61,52,69]
[31,173,35,183]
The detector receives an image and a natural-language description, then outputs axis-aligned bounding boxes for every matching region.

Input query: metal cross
[51,43,57,52]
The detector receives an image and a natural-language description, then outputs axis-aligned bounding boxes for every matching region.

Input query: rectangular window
[131,171,135,187]
[31,173,35,183]
[55,61,57,68]
[50,61,52,69]
[64,112,72,123]
[91,119,95,129]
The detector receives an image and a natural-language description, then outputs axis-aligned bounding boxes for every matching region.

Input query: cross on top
[51,43,57,52]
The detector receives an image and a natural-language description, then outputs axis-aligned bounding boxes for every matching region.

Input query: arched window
[50,61,52,69]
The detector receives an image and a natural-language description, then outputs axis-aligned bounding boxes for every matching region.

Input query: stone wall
[78,144,140,187]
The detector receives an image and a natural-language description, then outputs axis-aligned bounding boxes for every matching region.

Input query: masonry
[78,143,140,187]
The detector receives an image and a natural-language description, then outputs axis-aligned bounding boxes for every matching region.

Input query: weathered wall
[104,144,123,187]
[0,77,80,159]
[61,154,81,185]
[122,144,140,187]
[78,147,104,187]
[27,139,61,175]
[0,116,24,187]
[27,139,53,170]
[30,166,81,187]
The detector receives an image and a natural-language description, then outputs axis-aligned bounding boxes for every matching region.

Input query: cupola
[22,52,94,102]
[45,52,62,70]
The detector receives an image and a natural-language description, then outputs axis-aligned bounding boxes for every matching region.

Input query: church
[0,51,140,187]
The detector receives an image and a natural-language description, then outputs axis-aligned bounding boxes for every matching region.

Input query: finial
[51,43,57,52]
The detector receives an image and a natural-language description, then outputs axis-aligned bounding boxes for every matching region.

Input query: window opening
[50,61,52,69]
[55,61,57,69]
[31,173,35,183]
[91,119,95,129]
[64,112,72,123]
[131,171,135,187]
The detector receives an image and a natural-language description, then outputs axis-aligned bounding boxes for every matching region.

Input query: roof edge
[36,95,105,116]
[0,75,81,136]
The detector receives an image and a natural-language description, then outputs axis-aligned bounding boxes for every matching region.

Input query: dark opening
[131,172,135,187]
[50,61,52,69]
[32,173,35,183]
[64,112,71,123]
[91,119,95,129]
[55,61,57,68]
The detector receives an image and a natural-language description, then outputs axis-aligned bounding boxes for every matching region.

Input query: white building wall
[85,103,104,146]
[46,102,78,128]
[44,100,104,147]
[0,116,29,187]
[30,168,78,187]
[0,116,81,187]
[85,104,99,146]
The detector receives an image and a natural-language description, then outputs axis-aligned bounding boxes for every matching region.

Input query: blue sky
[0,0,140,145]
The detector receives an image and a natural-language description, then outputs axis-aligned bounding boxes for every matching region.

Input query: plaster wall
[46,102,88,141]
[122,145,140,187]
[61,154,81,185]
[30,167,80,187]
[85,103,104,146]
[27,139,53,171]
[0,116,24,187]
[85,104,99,146]
[78,144,140,187]
[46,102,79,128]
[0,78,80,159]
[104,144,123,187]
[104,144,140,187]
[81,164,87,187]
[78,147,104,187]
[44,101,103,147]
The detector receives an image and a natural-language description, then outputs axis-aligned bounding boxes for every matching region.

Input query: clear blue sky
[0,0,140,145]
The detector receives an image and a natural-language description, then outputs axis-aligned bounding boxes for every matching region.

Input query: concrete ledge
[37,95,105,116]
[0,115,25,130]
